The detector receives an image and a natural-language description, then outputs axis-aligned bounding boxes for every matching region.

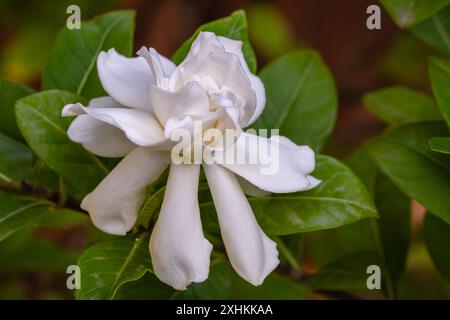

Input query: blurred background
[0,0,447,299]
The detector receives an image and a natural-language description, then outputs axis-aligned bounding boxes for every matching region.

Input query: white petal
[215,133,320,193]
[97,48,175,110]
[149,81,209,126]
[204,164,279,285]
[237,176,271,197]
[218,36,266,126]
[150,164,212,290]
[81,148,169,235]
[196,52,256,126]
[68,115,135,157]
[62,103,165,147]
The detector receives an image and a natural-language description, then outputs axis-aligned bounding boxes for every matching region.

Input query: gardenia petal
[97,48,175,110]
[149,81,210,126]
[62,103,165,147]
[64,97,135,157]
[215,133,320,193]
[204,164,279,285]
[68,115,135,157]
[217,36,265,126]
[150,164,212,290]
[81,148,169,235]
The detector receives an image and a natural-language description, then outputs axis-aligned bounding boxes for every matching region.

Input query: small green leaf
[429,56,450,128]
[424,214,450,284]
[0,79,34,142]
[363,86,442,126]
[201,155,377,235]
[42,11,135,99]
[411,5,450,55]
[381,0,450,28]
[0,191,50,242]
[171,10,257,73]
[75,234,151,300]
[137,187,165,228]
[0,133,33,183]
[253,50,337,151]
[15,90,109,199]
[429,136,450,153]
[369,121,450,224]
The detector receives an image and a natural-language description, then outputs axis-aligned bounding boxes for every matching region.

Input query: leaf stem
[273,236,302,272]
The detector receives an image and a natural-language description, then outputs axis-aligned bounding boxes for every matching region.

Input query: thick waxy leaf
[424,214,450,284]
[75,234,151,300]
[201,155,377,235]
[381,0,450,28]
[172,10,257,73]
[0,191,50,242]
[15,90,109,199]
[369,121,450,224]
[363,86,442,126]
[253,50,337,151]
[412,5,450,56]
[0,133,33,183]
[429,136,450,154]
[42,11,134,99]
[429,56,450,128]
[0,79,34,142]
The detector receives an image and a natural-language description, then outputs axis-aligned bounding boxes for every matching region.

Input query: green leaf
[252,50,337,151]
[0,133,33,183]
[0,191,50,242]
[171,10,257,73]
[15,90,109,199]
[42,11,135,99]
[75,234,151,300]
[363,86,442,126]
[429,56,450,128]
[369,121,450,224]
[424,214,450,284]
[114,272,175,300]
[429,136,450,153]
[201,155,377,235]
[381,0,450,28]
[411,5,450,55]
[0,79,34,142]
[137,187,165,228]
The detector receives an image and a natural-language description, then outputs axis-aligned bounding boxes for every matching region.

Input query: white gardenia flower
[62,32,320,290]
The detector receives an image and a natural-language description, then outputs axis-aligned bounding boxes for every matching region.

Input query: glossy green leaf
[411,5,450,55]
[369,121,450,224]
[363,86,442,126]
[75,234,151,300]
[424,214,450,283]
[429,56,450,128]
[201,155,377,235]
[0,191,50,242]
[0,133,33,183]
[171,10,257,73]
[253,50,337,151]
[137,187,165,228]
[381,0,450,28]
[0,79,34,142]
[429,136,450,153]
[15,90,109,199]
[42,11,135,99]
[114,272,175,300]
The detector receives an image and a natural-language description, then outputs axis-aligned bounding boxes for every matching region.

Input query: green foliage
[424,214,450,284]
[411,5,450,56]
[363,86,442,126]
[201,155,377,235]
[75,234,151,300]
[0,133,33,183]
[369,122,450,224]
[0,79,34,142]
[429,56,450,128]
[253,50,337,151]
[15,90,109,199]
[42,11,135,99]
[172,10,256,73]
[429,136,450,153]
[381,0,450,28]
